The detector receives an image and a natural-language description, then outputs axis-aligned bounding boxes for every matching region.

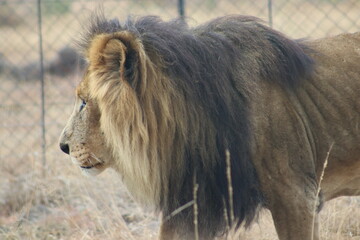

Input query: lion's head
[59,25,188,205]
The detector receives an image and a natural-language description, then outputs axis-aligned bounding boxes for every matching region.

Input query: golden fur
[59,14,360,240]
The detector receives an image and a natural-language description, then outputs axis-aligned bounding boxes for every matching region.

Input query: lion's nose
[60,143,70,154]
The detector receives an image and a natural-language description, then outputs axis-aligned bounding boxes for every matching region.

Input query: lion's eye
[79,99,86,111]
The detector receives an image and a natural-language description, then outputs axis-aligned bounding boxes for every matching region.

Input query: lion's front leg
[268,184,320,240]
[158,216,197,240]
[158,211,216,240]
[159,220,180,240]
[271,207,319,240]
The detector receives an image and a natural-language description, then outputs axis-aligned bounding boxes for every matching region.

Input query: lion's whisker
[90,152,103,163]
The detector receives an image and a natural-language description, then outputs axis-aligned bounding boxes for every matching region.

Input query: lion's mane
[79,14,313,237]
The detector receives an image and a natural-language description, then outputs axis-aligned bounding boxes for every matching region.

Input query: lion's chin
[80,162,103,169]
[80,164,106,176]
[70,157,106,176]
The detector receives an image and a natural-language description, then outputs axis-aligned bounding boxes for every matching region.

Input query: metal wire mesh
[0,0,359,170]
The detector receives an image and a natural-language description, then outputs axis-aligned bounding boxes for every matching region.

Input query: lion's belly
[321,157,360,200]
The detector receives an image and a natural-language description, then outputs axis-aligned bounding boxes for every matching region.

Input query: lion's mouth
[80,162,103,169]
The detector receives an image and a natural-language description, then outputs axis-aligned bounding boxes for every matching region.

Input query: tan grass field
[1,0,360,239]
[1,153,360,239]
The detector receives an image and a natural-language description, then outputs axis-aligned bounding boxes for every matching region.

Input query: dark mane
[79,14,313,89]
[79,13,314,235]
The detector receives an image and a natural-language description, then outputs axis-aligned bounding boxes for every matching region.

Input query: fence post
[36,0,47,175]
[178,0,185,20]
[268,0,273,27]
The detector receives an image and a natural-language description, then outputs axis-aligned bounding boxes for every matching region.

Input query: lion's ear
[87,33,142,89]
[88,33,127,74]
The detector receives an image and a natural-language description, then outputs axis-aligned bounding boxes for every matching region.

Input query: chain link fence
[0,0,359,172]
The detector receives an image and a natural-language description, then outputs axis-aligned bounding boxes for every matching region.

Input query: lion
[59,13,360,240]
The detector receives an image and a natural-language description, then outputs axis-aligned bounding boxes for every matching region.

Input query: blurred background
[1,0,360,239]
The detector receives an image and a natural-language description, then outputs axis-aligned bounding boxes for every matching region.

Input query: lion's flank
[79,12,314,236]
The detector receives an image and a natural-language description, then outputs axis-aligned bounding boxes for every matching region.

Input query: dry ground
[1,155,360,240]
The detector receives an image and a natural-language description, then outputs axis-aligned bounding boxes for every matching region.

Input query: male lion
[59,14,360,240]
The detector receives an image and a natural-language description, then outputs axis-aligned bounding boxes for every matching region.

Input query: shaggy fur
[59,13,360,240]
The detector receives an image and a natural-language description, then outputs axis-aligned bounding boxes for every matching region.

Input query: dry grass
[0,157,159,240]
[1,156,360,240]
